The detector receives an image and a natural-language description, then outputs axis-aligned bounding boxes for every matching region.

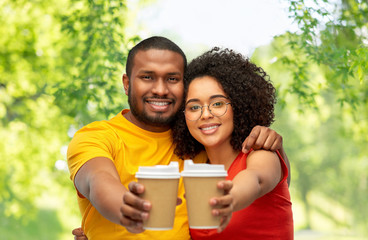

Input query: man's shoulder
[76,120,113,134]
[76,111,125,135]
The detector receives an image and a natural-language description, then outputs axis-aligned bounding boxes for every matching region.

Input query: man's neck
[123,111,170,133]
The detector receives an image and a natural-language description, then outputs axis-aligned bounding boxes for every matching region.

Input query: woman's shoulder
[247,149,278,160]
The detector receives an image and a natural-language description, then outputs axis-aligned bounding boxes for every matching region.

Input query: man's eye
[141,76,152,80]
[168,77,179,82]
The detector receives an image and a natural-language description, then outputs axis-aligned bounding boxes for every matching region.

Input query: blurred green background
[0,0,367,239]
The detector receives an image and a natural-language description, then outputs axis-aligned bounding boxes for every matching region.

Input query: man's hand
[242,126,282,153]
[72,227,87,240]
[242,125,291,186]
[209,180,234,233]
[119,181,151,233]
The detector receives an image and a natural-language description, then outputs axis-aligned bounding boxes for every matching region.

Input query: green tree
[54,0,140,125]
[283,0,368,108]
[251,0,368,235]
[0,0,71,221]
[0,0,138,238]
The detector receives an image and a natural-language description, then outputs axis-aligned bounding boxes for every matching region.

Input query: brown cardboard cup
[181,160,228,229]
[135,162,180,230]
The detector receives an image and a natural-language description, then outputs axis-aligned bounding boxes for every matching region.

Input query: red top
[190,150,293,240]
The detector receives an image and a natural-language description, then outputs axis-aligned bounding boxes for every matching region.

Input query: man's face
[123,49,184,132]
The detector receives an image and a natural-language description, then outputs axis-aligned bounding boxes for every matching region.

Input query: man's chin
[138,112,175,126]
[146,114,173,126]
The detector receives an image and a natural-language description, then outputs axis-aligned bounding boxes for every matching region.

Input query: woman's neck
[205,143,240,170]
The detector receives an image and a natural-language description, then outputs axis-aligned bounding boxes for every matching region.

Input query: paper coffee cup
[135,162,180,230]
[181,160,228,229]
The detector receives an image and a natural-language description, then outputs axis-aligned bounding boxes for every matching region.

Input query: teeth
[202,125,218,131]
[150,101,169,106]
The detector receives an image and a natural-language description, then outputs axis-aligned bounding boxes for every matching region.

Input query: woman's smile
[199,123,220,134]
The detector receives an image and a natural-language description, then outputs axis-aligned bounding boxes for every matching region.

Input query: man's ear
[122,74,129,95]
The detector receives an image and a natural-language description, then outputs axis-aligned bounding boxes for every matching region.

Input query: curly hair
[172,47,276,159]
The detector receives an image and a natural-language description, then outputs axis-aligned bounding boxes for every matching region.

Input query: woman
[172,47,293,239]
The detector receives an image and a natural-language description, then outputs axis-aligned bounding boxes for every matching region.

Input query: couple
[68,36,293,240]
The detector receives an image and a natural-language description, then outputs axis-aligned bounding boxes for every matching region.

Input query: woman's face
[185,76,234,149]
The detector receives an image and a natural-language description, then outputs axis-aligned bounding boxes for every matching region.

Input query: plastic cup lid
[135,162,181,179]
[181,160,228,177]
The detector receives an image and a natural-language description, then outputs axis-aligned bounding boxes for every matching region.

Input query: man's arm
[75,157,150,233]
[75,157,129,225]
[241,125,291,186]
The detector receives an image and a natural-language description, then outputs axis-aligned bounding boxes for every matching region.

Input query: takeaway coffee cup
[135,162,180,230]
[181,160,228,229]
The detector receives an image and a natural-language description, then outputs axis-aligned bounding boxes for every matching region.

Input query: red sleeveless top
[189,150,293,240]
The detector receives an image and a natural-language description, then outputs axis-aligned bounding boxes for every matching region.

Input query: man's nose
[152,79,169,96]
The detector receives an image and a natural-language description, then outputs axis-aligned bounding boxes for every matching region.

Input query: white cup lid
[181,160,228,177]
[135,162,181,179]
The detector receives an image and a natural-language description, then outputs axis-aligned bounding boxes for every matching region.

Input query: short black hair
[126,36,187,78]
[172,47,276,159]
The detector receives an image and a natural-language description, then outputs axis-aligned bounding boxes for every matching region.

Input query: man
[68,36,289,240]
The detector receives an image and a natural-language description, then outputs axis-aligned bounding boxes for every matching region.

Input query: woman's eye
[189,105,201,111]
[212,101,224,108]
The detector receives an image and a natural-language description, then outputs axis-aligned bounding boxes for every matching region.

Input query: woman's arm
[230,150,282,212]
[278,146,290,186]
[241,125,291,186]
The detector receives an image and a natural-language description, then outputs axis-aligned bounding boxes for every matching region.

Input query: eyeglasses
[184,99,231,121]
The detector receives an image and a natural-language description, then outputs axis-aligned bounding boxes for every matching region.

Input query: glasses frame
[184,99,232,121]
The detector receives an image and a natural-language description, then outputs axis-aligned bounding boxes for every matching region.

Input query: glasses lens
[184,100,230,121]
[209,100,228,117]
[185,103,202,121]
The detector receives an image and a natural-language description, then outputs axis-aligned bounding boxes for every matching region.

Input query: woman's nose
[200,105,213,119]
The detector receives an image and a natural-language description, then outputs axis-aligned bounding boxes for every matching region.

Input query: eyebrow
[138,70,154,74]
[167,72,182,76]
[186,94,227,104]
[138,70,182,75]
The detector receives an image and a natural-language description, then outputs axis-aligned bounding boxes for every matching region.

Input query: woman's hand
[209,180,234,233]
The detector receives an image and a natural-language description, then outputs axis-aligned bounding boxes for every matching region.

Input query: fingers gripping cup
[135,162,180,230]
[181,160,228,229]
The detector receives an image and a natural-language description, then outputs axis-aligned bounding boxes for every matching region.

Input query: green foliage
[0,0,138,238]
[0,0,72,221]
[251,0,368,235]
[53,0,140,125]
[283,0,368,108]
[1,208,63,240]
[253,39,368,235]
